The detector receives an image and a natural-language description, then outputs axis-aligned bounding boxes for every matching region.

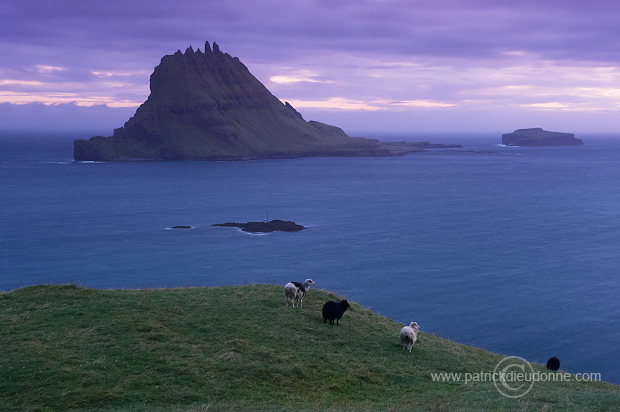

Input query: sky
[1,0,620,137]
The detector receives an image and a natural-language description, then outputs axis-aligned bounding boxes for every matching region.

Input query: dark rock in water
[382,141,463,150]
[546,356,561,371]
[74,41,417,161]
[170,225,193,229]
[502,128,584,146]
[213,219,306,233]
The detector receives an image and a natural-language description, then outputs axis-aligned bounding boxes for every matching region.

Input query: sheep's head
[410,322,420,332]
[304,278,316,287]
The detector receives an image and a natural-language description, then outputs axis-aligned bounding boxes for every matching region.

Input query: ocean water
[1,133,619,384]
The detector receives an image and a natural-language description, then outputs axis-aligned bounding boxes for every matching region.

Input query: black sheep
[546,356,560,371]
[322,299,350,325]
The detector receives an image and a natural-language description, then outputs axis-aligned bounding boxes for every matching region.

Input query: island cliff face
[74,42,409,161]
[502,128,584,146]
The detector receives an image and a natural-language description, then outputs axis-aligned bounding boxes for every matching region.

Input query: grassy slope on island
[0,285,618,411]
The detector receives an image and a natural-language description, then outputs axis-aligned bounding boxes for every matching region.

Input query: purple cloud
[2,0,620,134]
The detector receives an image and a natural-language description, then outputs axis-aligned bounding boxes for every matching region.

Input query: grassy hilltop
[0,284,618,411]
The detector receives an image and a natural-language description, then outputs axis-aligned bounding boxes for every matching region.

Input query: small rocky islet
[212,220,306,233]
[502,128,584,146]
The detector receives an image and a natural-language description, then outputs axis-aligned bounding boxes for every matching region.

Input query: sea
[1,132,619,384]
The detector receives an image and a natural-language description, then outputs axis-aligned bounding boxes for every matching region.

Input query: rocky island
[74,41,460,161]
[213,220,306,233]
[502,128,584,146]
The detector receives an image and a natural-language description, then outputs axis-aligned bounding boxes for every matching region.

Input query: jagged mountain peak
[73,42,399,161]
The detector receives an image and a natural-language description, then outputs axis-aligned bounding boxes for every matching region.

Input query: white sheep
[284,282,298,307]
[400,322,420,352]
[284,278,315,307]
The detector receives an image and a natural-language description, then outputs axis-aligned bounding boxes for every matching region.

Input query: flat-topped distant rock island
[74,41,461,161]
[502,128,584,146]
[213,220,306,233]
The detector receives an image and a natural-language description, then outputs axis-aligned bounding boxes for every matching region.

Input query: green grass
[0,284,617,411]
